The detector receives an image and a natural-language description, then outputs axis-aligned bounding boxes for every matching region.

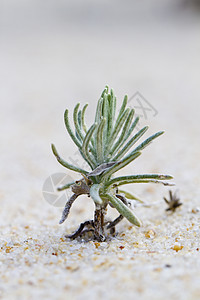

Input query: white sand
[1,1,200,299]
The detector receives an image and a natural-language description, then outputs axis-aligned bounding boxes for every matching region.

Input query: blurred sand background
[0,1,200,299]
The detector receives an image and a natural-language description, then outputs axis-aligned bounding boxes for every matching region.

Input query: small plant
[164,190,182,212]
[51,86,173,241]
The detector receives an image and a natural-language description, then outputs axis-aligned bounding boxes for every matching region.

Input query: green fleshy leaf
[118,190,143,203]
[96,118,106,163]
[81,123,97,168]
[57,182,75,191]
[64,109,82,148]
[108,179,174,187]
[105,108,130,155]
[110,109,135,157]
[90,184,103,205]
[51,144,88,175]
[105,192,141,227]
[130,131,164,154]
[116,95,128,124]
[107,174,173,187]
[73,103,84,141]
[102,152,141,180]
[114,126,148,161]
[81,103,88,133]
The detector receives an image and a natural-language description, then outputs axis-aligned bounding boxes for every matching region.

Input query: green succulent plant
[51,86,173,241]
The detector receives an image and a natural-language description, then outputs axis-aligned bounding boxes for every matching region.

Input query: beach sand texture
[0,1,200,299]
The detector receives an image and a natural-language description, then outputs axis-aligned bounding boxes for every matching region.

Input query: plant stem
[93,204,106,242]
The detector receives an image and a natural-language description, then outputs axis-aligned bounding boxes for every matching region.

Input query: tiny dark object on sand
[164,190,182,212]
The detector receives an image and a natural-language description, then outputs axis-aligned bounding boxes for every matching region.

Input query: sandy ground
[0,1,200,299]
